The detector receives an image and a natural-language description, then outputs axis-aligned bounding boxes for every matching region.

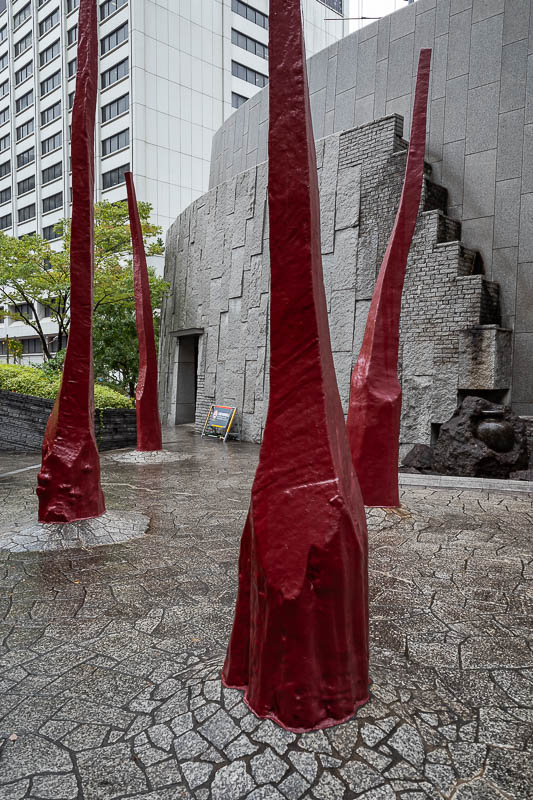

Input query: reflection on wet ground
[0,425,532,799]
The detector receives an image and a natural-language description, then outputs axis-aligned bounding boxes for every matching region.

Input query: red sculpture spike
[222,0,369,732]
[346,49,432,508]
[125,172,163,452]
[37,0,105,523]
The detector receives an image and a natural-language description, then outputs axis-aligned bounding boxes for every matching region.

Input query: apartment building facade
[0,0,347,362]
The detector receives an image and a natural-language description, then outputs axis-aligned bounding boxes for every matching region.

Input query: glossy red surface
[222,0,369,732]
[125,172,163,452]
[37,0,105,524]
[346,49,432,509]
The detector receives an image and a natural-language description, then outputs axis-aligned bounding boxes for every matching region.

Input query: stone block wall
[160,115,507,452]
[0,391,137,453]
[209,0,533,416]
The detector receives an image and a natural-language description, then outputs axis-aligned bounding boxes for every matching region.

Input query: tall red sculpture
[222,0,369,732]
[37,0,105,524]
[346,49,432,508]
[125,172,163,452]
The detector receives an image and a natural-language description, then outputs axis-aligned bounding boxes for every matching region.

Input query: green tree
[0,200,168,365]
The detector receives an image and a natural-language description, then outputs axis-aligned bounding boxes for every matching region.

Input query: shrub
[0,363,134,410]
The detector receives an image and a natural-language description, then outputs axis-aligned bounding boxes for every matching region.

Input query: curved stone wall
[207,0,533,413]
[160,115,510,449]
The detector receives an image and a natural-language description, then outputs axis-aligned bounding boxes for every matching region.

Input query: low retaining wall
[0,390,137,453]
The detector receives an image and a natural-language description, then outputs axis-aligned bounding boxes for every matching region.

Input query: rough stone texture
[432,396,529,478]
[458,326,512,390]
[401,443,434,473]
[160,116,507,455]
[0,426,532,798]
[0,391,137,454]
[108,450,192,465]
[208,0,533,415]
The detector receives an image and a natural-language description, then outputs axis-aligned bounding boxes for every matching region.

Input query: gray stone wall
[209,0,533,416]
[0,391,137,453]
[160,115,508,452]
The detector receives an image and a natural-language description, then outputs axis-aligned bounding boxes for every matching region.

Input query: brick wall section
[161,115,509,453]
[0,391,137,453]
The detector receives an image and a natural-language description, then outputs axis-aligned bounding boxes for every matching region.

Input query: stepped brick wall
[0,391,137,454]
[160,115,510,454]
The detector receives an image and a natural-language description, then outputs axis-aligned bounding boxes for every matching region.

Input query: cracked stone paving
[0,426,532,799]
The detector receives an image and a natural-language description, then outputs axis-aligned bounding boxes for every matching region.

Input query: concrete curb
[399,472,533,495]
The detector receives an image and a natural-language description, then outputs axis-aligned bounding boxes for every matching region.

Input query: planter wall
[0,390,136,453]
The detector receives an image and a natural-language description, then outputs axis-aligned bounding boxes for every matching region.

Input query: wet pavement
[0,426,532,799]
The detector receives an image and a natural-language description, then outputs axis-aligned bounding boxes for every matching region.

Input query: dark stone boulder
[401,443,434,473]
[509,469,533,482]
[432,396,529,479]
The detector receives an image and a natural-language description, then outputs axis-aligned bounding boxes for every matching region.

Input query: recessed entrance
[171,331,201,425]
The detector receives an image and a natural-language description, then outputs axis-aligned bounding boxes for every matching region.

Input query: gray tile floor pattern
[0,427,531,799]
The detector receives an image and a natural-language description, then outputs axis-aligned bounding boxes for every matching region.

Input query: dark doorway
[173,333,199,424]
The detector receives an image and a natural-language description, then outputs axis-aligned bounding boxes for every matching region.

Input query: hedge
[0,364,134,410]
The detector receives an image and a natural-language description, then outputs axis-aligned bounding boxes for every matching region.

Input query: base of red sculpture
[222,504,370,732]
[38,403,105,524]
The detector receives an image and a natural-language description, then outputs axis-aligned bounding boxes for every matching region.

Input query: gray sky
[345,0,412,32]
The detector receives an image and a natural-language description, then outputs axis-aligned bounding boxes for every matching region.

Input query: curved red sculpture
[346,49,432,508]
[37,0,105,524]
[125,172,163,452]
[222,0,369,732]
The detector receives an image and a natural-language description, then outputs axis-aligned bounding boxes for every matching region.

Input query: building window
[232,92,248,109]
[16,89,33,113]
[231,0,268,30]
[0,185,10,204]
[18,203,35,223]
[67,24,78,46]
[231,61,268,88]
[16,118,34,141]
[0,79,7,97]
[102,162,129,189]
[0,27,6,44]
[0,212,11,230]
[17,175,35,196]
[22,337,43,354]
[102,128,129,157]
[15,61,33,86]
[43,223,60,241]
[13,302,34,319]
[0,52,7,71]
[101,57,128,89]
[101,92,129,123]
[0,159,9,178]
[40,39,60,67]
[231,29,268,60]
[100,0,127,21]
[68,90,75,109]
[14,30,32,57]
[101,21,128,55]
[39,8,60,37]
[67,0,80,12]
[13,3,31,31]
[0,131,9,152]
[68,57,77,78]
[41,101,61,127]
[41,71,61,97]
[42,161,62,184]
[0,105,8,125]
[17,147,34,168]
[323,0,343,13]
[42,192,62,213]
[41,131,61,155]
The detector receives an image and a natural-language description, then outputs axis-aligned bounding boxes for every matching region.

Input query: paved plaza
[0,427,532,799]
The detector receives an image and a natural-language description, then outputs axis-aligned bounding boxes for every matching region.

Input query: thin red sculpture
[222,0,369,732]
[125,172,163,452]
[346,49,432,508]
[37,0,105,524]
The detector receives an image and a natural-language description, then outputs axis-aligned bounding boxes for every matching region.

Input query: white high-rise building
[0,0,348,361]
